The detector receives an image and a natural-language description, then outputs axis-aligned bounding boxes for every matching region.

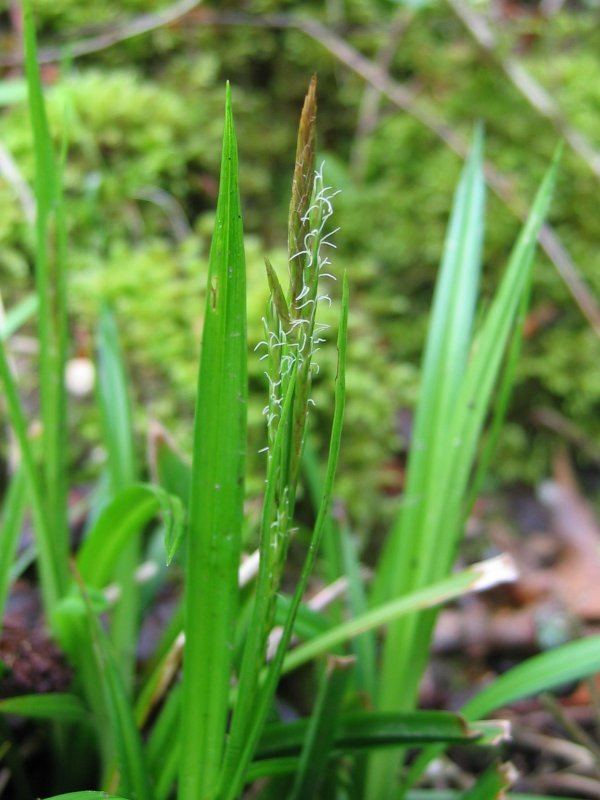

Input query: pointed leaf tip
[224,82,235,131]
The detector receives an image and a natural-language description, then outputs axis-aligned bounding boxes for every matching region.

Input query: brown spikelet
[288,75,317,314]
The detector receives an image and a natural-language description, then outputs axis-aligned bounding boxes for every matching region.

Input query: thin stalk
[221,272,349,800]
[23,1,69,592]
[0,339,62,611]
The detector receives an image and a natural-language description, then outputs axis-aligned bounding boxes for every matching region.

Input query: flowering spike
[288,75,317,314]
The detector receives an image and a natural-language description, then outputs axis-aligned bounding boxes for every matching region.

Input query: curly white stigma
[256,164,340,452]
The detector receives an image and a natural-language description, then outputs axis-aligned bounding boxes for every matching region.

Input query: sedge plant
[1,8,600,800]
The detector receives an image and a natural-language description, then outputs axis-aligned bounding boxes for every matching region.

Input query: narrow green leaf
[78,580,153,800]
[77,484,184,587]
[403,148,561,719]
[460,762,514,799]
[258,710,481,759]
[146,681,181,774]
[371,143,559,800]
[97,305,138,694]
[429,147,561,585]
[281,555,515,676]
[149,423,191,505]
[0,693,87,723]
[375,126,486,606]
[42,795,128,800]
[374,131,486,736]
[0,294,38,340]
[0,338,62,611]
[407,794,576,800]
[340,527,377,700]
[178,83,247,800]
[463,635,600,721]
[465,284,531,513]
[97,307,137,489]
[290,655,355,799]
[404,632,596,794]
[23,0,70,581]
[302,437,344,587]
[0,469,27,629]
[245,757,298,781]
[274,594,331,640]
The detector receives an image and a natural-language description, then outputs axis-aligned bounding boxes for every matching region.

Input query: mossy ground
[2,0,599,530]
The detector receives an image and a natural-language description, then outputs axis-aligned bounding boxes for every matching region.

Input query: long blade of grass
[0,468,27,629]
[369,133,486,796]
[0,338,62,610]
[246,715,504,784]
[460,763,515,799]
[302,437,344,588]
[258,710,486,759]
[97,306,139,694]
[302,436,374,778]
[427,149,561,585]
[23,1,70,584]
[0,693,88,723]
[177,83,247,800]
[97,307,137,490]
[374,126,485,607]
[0,294,38,340]
[149,631,504,800]
[289,655,355,799]
[341,526,375,797]
[402,150,561,709]
[407,794,575,800]
[463,635,600,721]
[403,632,599,793]
[77,579,153,800]
[339,527,377,700]
[464,284,531,513]
[245,758,299,781]
[148,423,191,505]
[42,794,129,800]
[281,555,516,675]
[146,681,181,778]
[375,149,559,799]
[376,147,559,742]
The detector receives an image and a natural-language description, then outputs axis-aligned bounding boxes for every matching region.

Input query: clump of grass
[2,9,600,800]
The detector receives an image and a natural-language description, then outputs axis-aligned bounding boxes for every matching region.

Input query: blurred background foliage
[1,0,599,530]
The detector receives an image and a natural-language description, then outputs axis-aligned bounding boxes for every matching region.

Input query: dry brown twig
[0,0,201,66]
[446,0,600,179]
[350,7,413,181]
